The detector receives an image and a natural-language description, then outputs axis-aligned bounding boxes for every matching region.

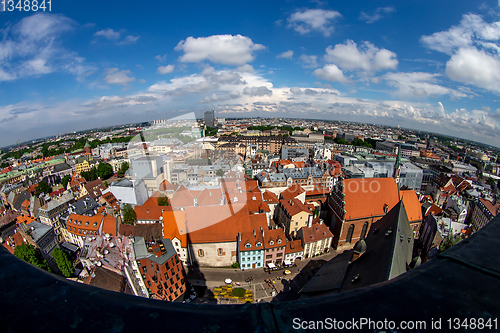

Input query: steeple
[393,143,402,199]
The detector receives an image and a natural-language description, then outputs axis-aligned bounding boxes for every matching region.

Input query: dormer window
[245,243,251,248]
[86,221,89,227]
[269,240,274,246]
[93,222,97,227]
[256,242,262,247]
[277,239,282,244]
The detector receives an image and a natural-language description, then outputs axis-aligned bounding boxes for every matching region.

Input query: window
[361,222,369,240]
[346,224,355,243]
[276,253,283,257]
[257,256,261,260]
[245,243,251,248]
[198,249,204,257]
[256,242,262,247]
[269,240,274,245]
[266,255,272,259]
[218,248,223,256]
[277,239,282,244]
[252,257,255,260]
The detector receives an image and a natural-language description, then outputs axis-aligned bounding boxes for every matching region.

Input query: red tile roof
[400,190,423,223]
[162,210,188,247]
[301,222,333,245]
[263,228,285,249]
[2,232,25,254]
[480,198,500,216]
[343,178,399,220]
[263,191,279,204]
[67,214,103,236]
[285,239,303,254]
[280,184,305,200]
[102,216,117,236]
[184,204,267,243]
[280,198,314,217]
[135,205,172,221]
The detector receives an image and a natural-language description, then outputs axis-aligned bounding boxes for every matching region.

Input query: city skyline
[1,0,500,147]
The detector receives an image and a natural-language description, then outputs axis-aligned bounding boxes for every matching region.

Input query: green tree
[487,177,495,186]
[81,167,98,181]
[35,181,52,196]
[61,174,71,189]
[122,204,136,225]
[14,244,51,272]
[52,248,73,278]
[216,169,224,177]
[97,162,114,180]
[439,234,463,253]
[157,196,170,206]
[117,162,129,178]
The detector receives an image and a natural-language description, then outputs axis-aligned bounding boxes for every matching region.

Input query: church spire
[393,143,402,199]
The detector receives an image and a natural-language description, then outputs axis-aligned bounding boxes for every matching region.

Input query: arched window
[217,248,223,256]
[361,222,369,240]
[198,249,204,257]
[346,224,355,243]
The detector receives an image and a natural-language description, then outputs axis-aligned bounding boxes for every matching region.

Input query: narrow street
[186,249,340,303]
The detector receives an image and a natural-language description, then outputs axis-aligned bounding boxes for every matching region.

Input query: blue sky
[1,0,500,147]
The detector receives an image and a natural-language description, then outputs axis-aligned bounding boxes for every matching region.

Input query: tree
[487,177,495,187]
[117,162,129,178]
[122,204,136,225]
[52,248,73,278]
[97,162,113,180]
[439,234,463,253]
[14,244,51,272]
[216,169,224,177]
[35,181,52,196]
[157,196,170,206]
[81,167,98,181]
[61,174,71,189]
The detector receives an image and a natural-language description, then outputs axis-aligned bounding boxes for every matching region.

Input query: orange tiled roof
[480,198,500,216]
[301,222,333,245]
[400,190,423,223]
[343,178,399,220]
[21,200,30,208]
[2,232,25,254]
[67,213,103,236]
[281,184,305,200]
[239,229,264,252]
[263,190,279,203]
[135,205,172,221]
[102,216,117,236]
[162,210,188,247]
[280,198,314,217]
[425,204,443,217]
[184,204,266,243]
[264,228,286,249]
[285,239,303,254]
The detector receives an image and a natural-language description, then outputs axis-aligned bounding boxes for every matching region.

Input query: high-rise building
[204,110,215,128]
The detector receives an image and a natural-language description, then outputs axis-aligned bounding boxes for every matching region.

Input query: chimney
[308,214,313,228]
[253,229,256,237]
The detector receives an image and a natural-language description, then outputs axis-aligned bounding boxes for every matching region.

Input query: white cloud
[104,68,135,86]
[155,54,167,62]
[445,48,500,93]
[119,35,139,45]
[287,9,342,37]
[157,65,175,74]
[421,14,500,55]
[324,40,398,73]
[313,64,350,83]
[359,6,395,24]
[236,64,255,73]
[300,54,318,68]
[243,86,273,96]
[277,50,293,59]
[0,13,93,82]
[382,72,468,98]
[421,14,500,94]
[94,28,120,40]
[175,34,265,66]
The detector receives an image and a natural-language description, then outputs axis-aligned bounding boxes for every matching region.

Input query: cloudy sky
[1,1,500,147]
